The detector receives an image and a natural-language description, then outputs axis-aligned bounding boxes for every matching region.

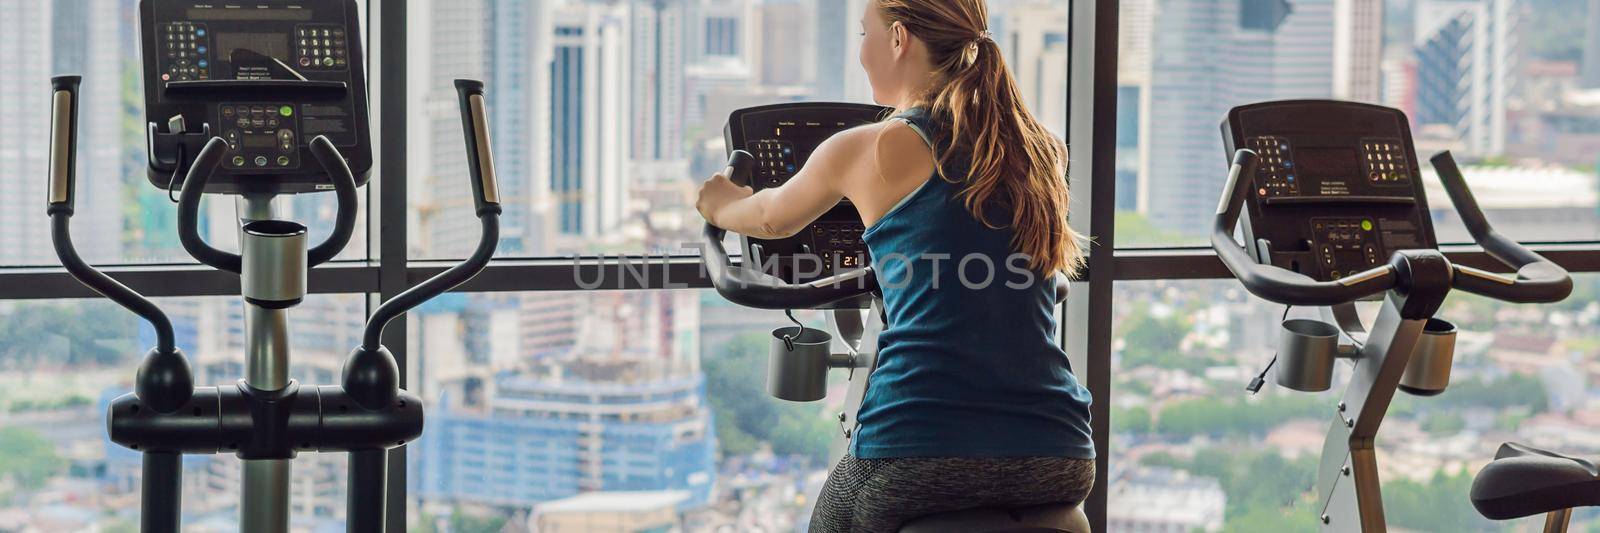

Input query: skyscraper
[1333,0,1384,102]
[1413,0,1519,155]
[754,0,814,88]
[490,0,555,256]
[550,3,631,241]
[415,0,493,258]
[989,1,1072,135]
[1583,0,1600,88]
[813,0,849,100]
[1139,0,1324,233]
[1,0,123,266]
[630,0,689,166]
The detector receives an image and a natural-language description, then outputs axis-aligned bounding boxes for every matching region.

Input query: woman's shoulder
[814,120,928,167]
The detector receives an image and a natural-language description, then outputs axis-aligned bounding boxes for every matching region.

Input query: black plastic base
[108,381,422,458]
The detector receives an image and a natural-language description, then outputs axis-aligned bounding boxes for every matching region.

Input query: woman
[695,1,1094,531]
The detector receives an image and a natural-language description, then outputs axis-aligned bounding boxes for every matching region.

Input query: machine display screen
[215,33,292,64]
[1295,147,1360,177]
[243,134,277,149]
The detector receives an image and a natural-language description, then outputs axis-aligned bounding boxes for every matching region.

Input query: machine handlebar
[1213,149,1572,307]
[1212,149,1399,306]
[455,80,502,214]
[359,79,501,351]
[700,151,879,310]
[1430,151,1572,303]
[47,76,81,214]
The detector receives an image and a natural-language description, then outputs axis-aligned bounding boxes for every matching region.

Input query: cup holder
[1275,318,1341,392]
[767,326,833,402]
[1399,318,1456,396]
[240,219,308,308]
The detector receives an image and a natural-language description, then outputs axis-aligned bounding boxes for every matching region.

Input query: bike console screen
[724,103,892,284]
[141,0,371,193]
[1221,100,1438,282]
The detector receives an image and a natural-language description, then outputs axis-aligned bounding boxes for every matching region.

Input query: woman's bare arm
[699,125,881,239]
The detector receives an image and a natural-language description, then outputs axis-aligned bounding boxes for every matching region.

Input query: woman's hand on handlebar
[696,171,753,229]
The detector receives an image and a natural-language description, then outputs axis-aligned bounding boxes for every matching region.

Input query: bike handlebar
[700,150,879,310]
[1430,151,1572,303]
[1213,148,1572,307]
[1212,149,1399,306]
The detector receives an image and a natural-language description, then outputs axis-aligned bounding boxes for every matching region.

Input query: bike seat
[898,502,1089,533]
[1471,442,1600,520]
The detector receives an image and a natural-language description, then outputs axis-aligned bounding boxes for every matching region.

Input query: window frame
[3,1,1600,531]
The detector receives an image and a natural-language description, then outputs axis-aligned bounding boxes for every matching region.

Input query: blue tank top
[851,108,1095,460]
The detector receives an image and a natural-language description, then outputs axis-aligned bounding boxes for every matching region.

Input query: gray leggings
[808,454,1096,533]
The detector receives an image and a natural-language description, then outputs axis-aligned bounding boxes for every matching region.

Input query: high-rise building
[413,363,716,509]
[752,0,813,88]
[989,1,1071,135]
[630,0,689,165]
[414,0,492,257]
[1412,0,1519,155]
[1583,0,1600,88]
[813,0,849,100]
[550,3,632,241]
[0,0,123,266]
[1139,0,1334,234]
[489,0,555,256]
[1333,0,1383,102]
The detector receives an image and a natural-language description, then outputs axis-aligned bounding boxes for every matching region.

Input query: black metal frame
[7,0,1600,531]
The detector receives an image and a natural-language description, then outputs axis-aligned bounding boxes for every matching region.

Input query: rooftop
[535,490,691,514]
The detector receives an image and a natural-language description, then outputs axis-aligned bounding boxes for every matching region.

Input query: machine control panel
[1222,100,1437,282]
[725,103,892,285]
[1309,217,1383,279]
[220,103,299,170]
[159,22,210,81]
[294,25,349,70]
[141,0,371,194]
[1242,135,1415,202]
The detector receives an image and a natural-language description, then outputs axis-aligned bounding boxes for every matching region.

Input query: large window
[1106,277,1600,531]
[7,0,1599,531]
[0,295,363,530]
[403,0,1070,529]
[0,0,370,268]
[1116,0,1600,247]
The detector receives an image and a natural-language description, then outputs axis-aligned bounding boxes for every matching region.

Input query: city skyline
[2,0,1600,531]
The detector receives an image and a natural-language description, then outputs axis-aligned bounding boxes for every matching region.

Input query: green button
[279,105,293,117]
[1361,219,1374,231]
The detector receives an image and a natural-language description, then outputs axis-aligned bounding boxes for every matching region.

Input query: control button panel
[746,140,798,189]
[1247,136,1297,198]
[808,222,869,276]
[160,22,210,82]
[296,25,348,70]
[1362,138,1411,185]
[220,104,299,170]
[1310,217,1382,279]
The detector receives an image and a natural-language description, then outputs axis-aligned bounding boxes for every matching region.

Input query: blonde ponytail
[875,0,1085,278]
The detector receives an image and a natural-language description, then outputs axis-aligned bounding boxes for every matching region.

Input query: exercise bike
[46,2,502,531]
[1212,99,1590,532]
[700,103,1089,532]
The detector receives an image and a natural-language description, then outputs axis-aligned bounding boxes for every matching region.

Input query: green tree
[1112,406,1151,434]
[1384,468,1506,532]
[448,509,508,533]
[0,303,138,368]
[704,333,833,461]
[0,427,64,490]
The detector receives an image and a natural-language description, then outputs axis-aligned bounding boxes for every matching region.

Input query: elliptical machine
[46,2,502,531]
[1212,99,1588,531]
[701,103,1089,532]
